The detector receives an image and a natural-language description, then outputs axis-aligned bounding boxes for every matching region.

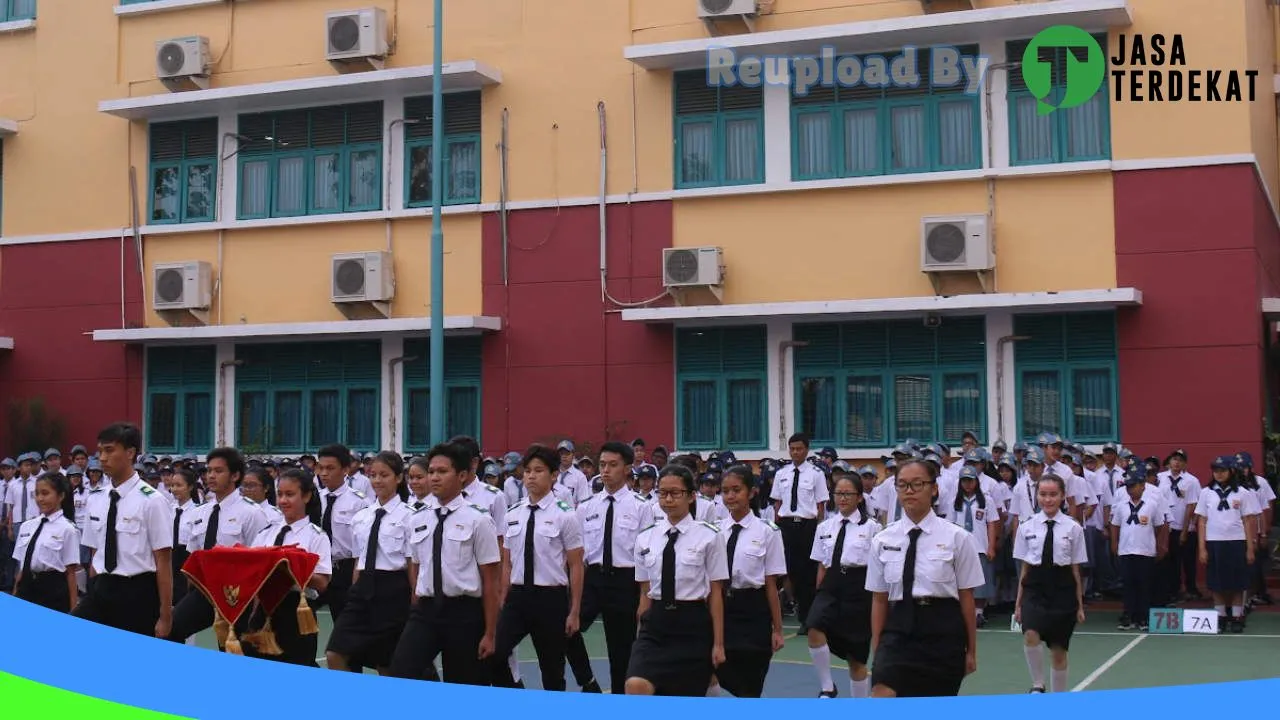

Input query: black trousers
[1120,554,1155,623]
[166,590,214,644]
[73,572,160,637]
[778,517,818,624]
[389,596,490,685]
[171,548,191,606]
[566,565,638,691]
[492,586,569,690]
[1179,530,1201,595]
[18,570,71,613]
[320,558,357,620]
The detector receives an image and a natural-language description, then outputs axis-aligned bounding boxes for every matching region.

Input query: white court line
[1071,635,1147,692]
[979,628,1280,638]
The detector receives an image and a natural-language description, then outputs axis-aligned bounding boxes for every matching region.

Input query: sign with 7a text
[1148,608,1218,634]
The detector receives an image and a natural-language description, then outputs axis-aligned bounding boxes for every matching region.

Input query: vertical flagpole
[429,0,446,444]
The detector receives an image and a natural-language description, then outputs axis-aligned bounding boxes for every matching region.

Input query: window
[1,0,36,21]
[236,341,381,452]
[146,346,216,455]
[676,326,767,450]
[148,119,217,224]
[1014,312,1118,442]
[791,46,981,180]
[404,92,481,207]
[1007,37,1111,165]
[794,318,986,447]
[403,336,483,450]
[237,103,383,220]
[674,70,764,189]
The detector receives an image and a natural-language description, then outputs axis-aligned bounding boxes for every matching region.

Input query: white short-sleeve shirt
[769,463,830,519]
[635,514,729,601]
[352,495,416,572]
[408,495,501,598]
[865,512,985,601]
[1013,511,1089,566]
[810,510,881,569]
[1194,484,1260,541]
[13,512,81,573]
[251,516,334,577]
[720,511,787,589]
[82,474,175,577]
[1111,495,1166,556]
[577,487,647,568]
[504,494,584,587]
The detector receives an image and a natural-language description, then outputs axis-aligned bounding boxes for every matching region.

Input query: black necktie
[105,490,120,573]
[173,507,183,546]
[789,469,800,513]
[602,496,615,570]
[1127,501,1143,524]
[690,499,697,520]
[832,519,849,568]
[203,503,221,550]
[432,509,447,605]
[726,523,744,581]
[523,504,538,587]
[273,524,291,546]
[661,528,679,606]
[1214,485,1231,511]
[1042,519,1055,566]
[1169,476,1183,498]
[22,517,48,574]
[901,527,923,626]
[365,508,386,571]
[413,500,425,511]
[322,493,337,539]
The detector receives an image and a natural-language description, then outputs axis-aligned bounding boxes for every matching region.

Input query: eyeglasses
[656,489,689,499]
[895,480,933,493]
[833,491,859,498]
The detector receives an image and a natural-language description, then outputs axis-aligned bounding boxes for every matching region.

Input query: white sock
[1215,604,1226,615]
[706,684,720,697]
[1051,667,1069,692]
[1024,644,1046,688]
[850,676,870,698]
[508,649,521,682]
[1232,605,1245,617]
[809,645,835,692]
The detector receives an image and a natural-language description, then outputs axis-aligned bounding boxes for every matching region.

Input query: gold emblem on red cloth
[223,585,241,607]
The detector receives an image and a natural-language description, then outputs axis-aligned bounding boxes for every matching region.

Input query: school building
[0,0,1276,465]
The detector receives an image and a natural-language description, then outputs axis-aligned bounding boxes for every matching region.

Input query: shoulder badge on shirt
[139,484,155,496]
[556,500,572,512]
[470,504,488,514]
[632,492,646,501]
[639,522,657,533]
[412,504,430,514]
[310,523,325,534]
[698,520,719,532]
[352,490,366,499]
[484,485,499,494]
[89,488,104,495]
[766,521,779,531]
[242,496,258,505]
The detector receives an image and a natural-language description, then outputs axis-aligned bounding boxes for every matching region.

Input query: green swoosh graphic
[0,671,193,718]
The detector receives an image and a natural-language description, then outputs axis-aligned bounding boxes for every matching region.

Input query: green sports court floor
[194,608,1280,695]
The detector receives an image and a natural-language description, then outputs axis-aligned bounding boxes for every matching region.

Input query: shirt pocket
[335,508,357,526]
[846,536,871,566]
[117,515,144,536]
[924,549,954,583]
[879,549,904,584]
[444,523,474,564]
[676,542,706,581]
[504,520,523,541]
[383,522,407,553]
[616,513,639,531]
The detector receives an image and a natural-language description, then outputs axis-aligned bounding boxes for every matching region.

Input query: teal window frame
[675,326,769,451]
[404,92,482,207]
[235,103,383,220]
[1,0,36,21]
[673,71,765,189]
[145,346,216,456]
[148,119,218,225]
[402,335,484,452]
[1007,36,1112,166]
[793,318,987,448]
[234,342,381,453]
[790,46,982,181]
[1014,312,1119,443]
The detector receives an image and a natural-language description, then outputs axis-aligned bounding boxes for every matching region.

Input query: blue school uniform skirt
[1205,540,1249,592]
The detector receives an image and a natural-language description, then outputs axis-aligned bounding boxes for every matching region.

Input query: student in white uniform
[74,423,175,638]
[1013,473,1088,693]
[168,447,270,645]
[940,466,1001,629]
[491,444,584,690]
[567,441,647,694]
[406,458,433,511]
[242,467,284,528]
[327,451,416,675]
[1111,469,1166,631]
[553,441,592,506]
[1235,452,1274,609]
[499,452,525,508]
[770,433,829,633]
[165,468,199,606]
[243,469,333,666]
[626,464,728,696]
[712,465,785,698]
[7,452,39,529]
[865,459,984,698]
[1196,456,1259,634]
[315,444,371,623]
[389,442,501,685]
[12,472,80,613]
[807,474,880,699]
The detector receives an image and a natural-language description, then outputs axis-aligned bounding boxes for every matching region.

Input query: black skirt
[242,590,319,667]
[717,588,771,698]
[627,601,713,696]
[871,598,967,698]
[1020,562,1079,650]
[808,565,871,664]
[18,570,71,613]
[326,569,412,667]
[1206,540,1249,592]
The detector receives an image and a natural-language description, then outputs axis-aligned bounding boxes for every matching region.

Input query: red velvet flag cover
[182,546,321,654]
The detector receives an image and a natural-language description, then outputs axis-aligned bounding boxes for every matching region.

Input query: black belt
[836,564,864,575]
[781,516,816,523]
[897,596,959,607]
[656,599,705,610]
[725,586,765,599]
[588,564,635,575]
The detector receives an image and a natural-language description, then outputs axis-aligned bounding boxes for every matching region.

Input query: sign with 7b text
[1149,608,1218,634]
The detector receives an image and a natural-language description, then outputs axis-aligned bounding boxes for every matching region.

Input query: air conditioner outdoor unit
[332,252,395,306]
[326,8,389,69]
[698,0,758,19]
[663,247,724,305]
[153,261,213,313]
[155,36,211,91]
[920,215,993,272]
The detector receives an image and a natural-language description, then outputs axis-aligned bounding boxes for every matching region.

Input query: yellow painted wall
[1245,0,1279,208]
[140,215,482,326]
[671,173,1117,304]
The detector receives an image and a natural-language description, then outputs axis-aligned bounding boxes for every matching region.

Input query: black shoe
[515,680,526,689]
[581,679,602,693]
[1256,594,1275,606]
[1136,623,1149,632]
[1117,615,1133,630]
[796,624,809,636]
[1186,590,1205,601]
[1029,686,1046,694]
[1230,620,1245,634]
[818,688,838,698]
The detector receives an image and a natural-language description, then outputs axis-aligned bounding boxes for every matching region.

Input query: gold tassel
[246,619,284,656]
[296,592,319,636]
[213,615,230,648]
[224,624,243,655]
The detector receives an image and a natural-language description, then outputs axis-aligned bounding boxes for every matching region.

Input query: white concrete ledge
[0,337,13,351]
[92,315,502,343]
[0,19,35,35]
[114,0,225,17]
[0,118,17,137]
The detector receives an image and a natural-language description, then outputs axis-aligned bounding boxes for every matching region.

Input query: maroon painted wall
[1114,164,1269,473]
[0,238,145,453]
[480,201,676,456]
